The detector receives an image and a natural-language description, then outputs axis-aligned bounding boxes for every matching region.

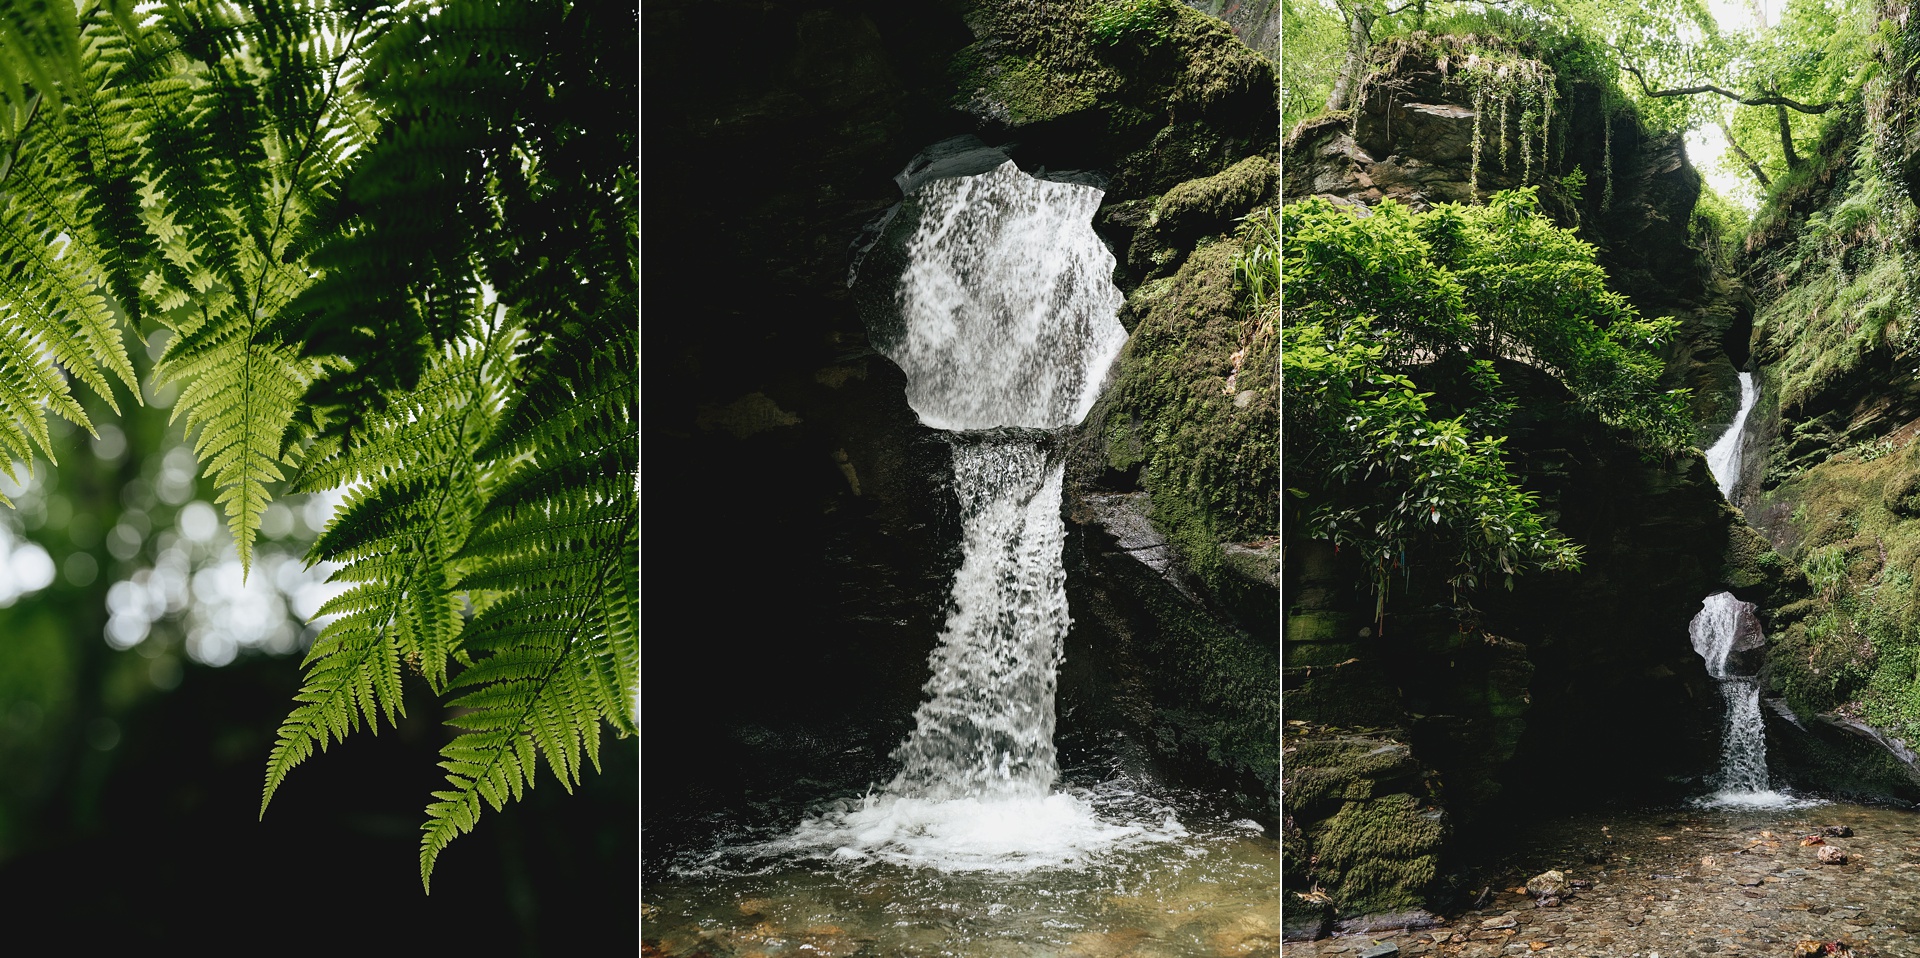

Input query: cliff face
[1722,0,1920,805]
[644,0,1281,861]
[1280,36,1789,931]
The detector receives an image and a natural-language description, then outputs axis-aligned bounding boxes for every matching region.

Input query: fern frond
[157,305,308,571]
[261,324,512,816]
[417,536,631,891]
[420,308,635,888]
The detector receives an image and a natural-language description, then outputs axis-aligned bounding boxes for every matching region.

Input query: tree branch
[1715,116,1770,188]
[1617,58,1838,114]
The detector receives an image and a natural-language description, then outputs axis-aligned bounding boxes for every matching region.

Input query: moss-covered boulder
[1309,794,1446,914]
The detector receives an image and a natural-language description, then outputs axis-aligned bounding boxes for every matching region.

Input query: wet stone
[1282,801,1920,958]
[1357,944,1401,958]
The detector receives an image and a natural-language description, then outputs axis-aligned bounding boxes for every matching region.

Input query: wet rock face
[1062,493,1278,821]
[645,0,1280,856]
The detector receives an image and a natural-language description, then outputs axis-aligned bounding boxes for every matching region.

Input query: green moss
[1102,233,1277,573]
[1757,251,1907,418]
[1128,155,1277,278]
[1883,465,1920,516]
[1133,575,1279,796]
[1310,794,1445,914]
[1282,614,1344,645]
[978,56,1107,125]
[1761,442,1920,735]
[1283,734,1421,816]
[951,0,1275,196]
[1722,522,1779,592]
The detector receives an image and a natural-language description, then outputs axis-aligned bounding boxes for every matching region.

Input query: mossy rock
[1883,465,1920,517]
[1129,154,1277,278]
[1283,734,1423,817]
[1100,237,1277,557]
[1308,794,1445,915]
[1286,611,1347,643]
[951,0,1277,198]
[1721,521,1780,593]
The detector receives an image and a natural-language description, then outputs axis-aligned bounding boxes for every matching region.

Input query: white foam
[762,790,1187,873]
[1695,789,1825,810]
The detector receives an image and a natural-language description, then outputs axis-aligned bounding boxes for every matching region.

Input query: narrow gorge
[1281,0,1920,955]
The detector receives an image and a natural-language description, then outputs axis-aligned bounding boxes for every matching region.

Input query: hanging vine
[1350,35,1558,199]
[1601,103,1616,210]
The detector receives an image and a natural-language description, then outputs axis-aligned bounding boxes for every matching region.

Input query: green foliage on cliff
[1283,189,1688,603]
[1286,0,1882,201]
[1103,207,1278,585]
[0,0,635,888]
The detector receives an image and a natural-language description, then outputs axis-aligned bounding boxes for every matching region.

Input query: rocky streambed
[1287,801,1920,958]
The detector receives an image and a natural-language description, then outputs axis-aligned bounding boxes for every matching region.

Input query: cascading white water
[885,437,1068,800]
[1689,593,1771,796]
[1704,372,1756,499]
[885,162,1127,432]
[761,158,1182,871]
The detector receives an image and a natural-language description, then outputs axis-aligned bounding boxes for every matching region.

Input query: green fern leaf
[261,326,511,816]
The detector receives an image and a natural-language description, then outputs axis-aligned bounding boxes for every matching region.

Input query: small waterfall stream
[1692,373,1811,807]
[1689,593,1773,798]
[1704,371,1756,499]
[762,158,1182,871]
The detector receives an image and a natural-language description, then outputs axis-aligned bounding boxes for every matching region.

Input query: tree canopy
[1283,189,1688,609]
[1282,0,1882,194]
[0,0,635,888]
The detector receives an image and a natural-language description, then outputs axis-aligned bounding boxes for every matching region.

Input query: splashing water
[877,161,1128,432]
[762,158,1167,872]
[887,436,1068,801]
[1704,372,1756,499]
[1689,592,1815,809]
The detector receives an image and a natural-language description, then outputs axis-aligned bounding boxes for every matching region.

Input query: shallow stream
[643,771,1279,957]
[1285,799,1920,957]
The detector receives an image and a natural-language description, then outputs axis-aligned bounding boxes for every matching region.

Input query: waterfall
[1687,378,1815,808]
[1704,372,1756,499]
[1689,593,1771,796]
[761,157,1181,870]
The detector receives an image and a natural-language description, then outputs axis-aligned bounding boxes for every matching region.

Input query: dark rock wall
[644,0,1280,866]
